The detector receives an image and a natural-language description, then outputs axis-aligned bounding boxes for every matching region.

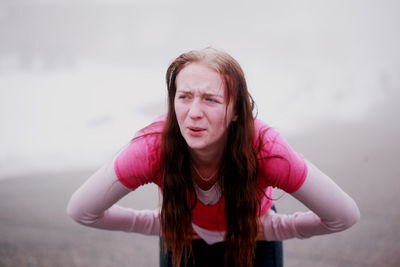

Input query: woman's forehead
[176,62,225,94]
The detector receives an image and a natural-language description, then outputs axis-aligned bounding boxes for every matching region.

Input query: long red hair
[160,48,259,267]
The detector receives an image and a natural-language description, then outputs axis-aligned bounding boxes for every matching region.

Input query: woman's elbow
[325,200,361,232]
[344,201,361,229]
[67,196,83,223]
[66,195,95,226]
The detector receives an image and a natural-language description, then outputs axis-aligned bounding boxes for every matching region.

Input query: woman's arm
[67,159,160,235]
[262,160,360,241]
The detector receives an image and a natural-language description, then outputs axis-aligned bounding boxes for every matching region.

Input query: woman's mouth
[188,127,205,136]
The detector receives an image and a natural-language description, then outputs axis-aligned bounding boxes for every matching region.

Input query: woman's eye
[178,95,189,99]
[205,97,217,103]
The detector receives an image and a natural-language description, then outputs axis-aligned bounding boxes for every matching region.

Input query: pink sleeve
[255,119,307,193]
[114,132,162,190]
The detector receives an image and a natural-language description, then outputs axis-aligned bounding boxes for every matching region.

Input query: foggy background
[1,0,398,178]
[1,1,400,266]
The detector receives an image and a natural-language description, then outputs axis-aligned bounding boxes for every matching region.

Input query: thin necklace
[192,164,218,182]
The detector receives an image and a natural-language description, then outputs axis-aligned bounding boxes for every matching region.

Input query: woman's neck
[189,147,223,167]
[190,149,222,190]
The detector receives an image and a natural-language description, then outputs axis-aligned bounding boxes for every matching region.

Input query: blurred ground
[0,92,399,267]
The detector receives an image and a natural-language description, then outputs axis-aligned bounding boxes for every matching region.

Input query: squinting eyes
[205,97,218,103]
[177,95,220,104]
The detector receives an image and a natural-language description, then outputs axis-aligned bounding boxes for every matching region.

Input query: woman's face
[174,62,237,155]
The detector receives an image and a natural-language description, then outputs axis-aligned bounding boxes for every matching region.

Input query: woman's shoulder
[134,115,166,138]
[253,118,281,144]
[127,115,167,158]
[114,116,166,188]
[253,117,297,157]
[254,118,308,192]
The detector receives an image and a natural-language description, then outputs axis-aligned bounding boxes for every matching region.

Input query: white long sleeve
[262,160,360,241]
[67,159,160,235]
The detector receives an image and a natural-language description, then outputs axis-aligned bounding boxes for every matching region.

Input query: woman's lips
[188,127,206,136]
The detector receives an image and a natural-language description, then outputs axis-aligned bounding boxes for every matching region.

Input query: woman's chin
[187,143,207,151]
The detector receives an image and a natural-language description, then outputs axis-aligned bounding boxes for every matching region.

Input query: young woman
[67,48,360,267]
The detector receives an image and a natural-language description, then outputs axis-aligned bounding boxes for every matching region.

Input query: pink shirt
[114,117,307,231]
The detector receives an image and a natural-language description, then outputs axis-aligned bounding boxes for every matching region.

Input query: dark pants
[160,205,283,267]
[159,238,283,267]
[160,206,283,267]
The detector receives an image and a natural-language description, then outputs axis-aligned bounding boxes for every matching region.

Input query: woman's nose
[188,99,203,118]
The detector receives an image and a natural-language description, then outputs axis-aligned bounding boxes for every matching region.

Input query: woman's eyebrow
[176,89,224,99]
[176,89,192,93]
[203,93,224,99]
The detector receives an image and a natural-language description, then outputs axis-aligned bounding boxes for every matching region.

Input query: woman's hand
[256,210,270,241]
